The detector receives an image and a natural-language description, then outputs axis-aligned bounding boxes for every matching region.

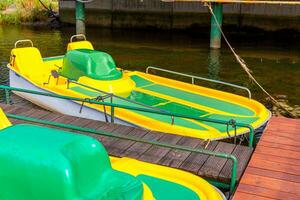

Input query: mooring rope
[204,2,296,118]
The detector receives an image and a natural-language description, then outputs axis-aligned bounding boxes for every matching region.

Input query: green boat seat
[59,49,122,81]
[0,124,143,200]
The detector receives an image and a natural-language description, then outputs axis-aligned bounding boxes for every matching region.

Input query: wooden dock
[233,117,300,200]
[0,101,253,187]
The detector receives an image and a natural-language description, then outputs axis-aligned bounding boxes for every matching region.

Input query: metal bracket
[226,119,237,143]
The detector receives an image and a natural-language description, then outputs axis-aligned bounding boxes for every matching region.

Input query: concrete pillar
[75,1,86,35]
[210,3,223,49]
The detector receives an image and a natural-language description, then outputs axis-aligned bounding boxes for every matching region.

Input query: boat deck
[0,97,253,187]
[233,117,300,200]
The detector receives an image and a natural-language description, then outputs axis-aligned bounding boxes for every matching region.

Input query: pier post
[75,1,86,35]
[210,3,223,49]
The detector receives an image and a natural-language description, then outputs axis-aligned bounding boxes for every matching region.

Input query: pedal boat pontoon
[0,108,224,200]
[7,37,271,140]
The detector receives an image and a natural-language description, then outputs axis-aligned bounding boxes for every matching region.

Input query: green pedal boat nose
[0,124,143,200]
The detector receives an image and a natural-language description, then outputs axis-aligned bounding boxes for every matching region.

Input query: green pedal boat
[0,108,225,200]
[8,36,271,140]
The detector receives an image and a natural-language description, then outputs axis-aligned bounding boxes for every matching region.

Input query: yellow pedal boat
[0,108,224,200]
[7,36,271,140]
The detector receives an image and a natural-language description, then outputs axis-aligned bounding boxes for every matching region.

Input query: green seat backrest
[60,49,122,81]
[0,124,143,200]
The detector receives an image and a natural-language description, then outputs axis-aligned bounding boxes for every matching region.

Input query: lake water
[0,25,299,106]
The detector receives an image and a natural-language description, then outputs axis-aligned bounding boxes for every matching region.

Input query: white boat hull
[9,70,133,126]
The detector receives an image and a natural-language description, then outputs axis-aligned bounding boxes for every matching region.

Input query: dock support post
[210,3,223,49]
[75,1,86,35]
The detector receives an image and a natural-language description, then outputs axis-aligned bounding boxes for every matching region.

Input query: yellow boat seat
[67,41,94,51]
[10,47,46,83]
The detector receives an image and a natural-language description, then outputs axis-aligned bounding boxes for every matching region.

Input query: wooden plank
[92,123,128,148]
[251,152,300,166]
[0,103,17,113]
[25,109,51,119]
[52,115,79,124]
[219,145,253,182]
[240,173,300,196]
[138,134,182,164]
[259,141,300,152]
[267,118,300,126]
[4,105,29,115]
[179,141,218,174]
[17,108,38,117]
[235,184,300,200]
[122,131,164,159]
[71,119,108,141]
[248,157,300,176]
[67,117,96,127]
[233,192,276,200]
[100,125,136,154]
[198,142,236,180]
[80,119,107,130]
[261,135,300,147]
[11,108,42,124]
[255,145,300,160]
[107,128,149,157]
[158,137,203,168]
[264,128,300,139]
[246,166,300,183]
[39,112,62,121]
[5,106,34,123]
[266,125,300,131]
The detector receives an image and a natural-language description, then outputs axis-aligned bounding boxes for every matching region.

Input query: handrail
[6,113,238,193]
[14,40,34,48]
[70,34,87,43]
[146,66,252,99]
[0,85,255,147]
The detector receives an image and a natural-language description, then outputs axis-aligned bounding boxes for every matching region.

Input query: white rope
[205,2,296,118]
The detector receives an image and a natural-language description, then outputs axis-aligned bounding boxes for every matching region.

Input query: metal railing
[5,107,237,194]
[0,85,255,147]
[0,84,258,193]
[146,66,252,99]
[68,80,172,116]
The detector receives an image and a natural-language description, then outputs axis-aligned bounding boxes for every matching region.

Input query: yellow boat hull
[8,41,271,140]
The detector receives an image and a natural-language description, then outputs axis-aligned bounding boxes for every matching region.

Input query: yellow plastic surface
[10,47,59,84]
[110,157,223,200]
[11,47,45,81]
[78,74,136,97]
[0,108,11,130]
[67,41,94,51]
